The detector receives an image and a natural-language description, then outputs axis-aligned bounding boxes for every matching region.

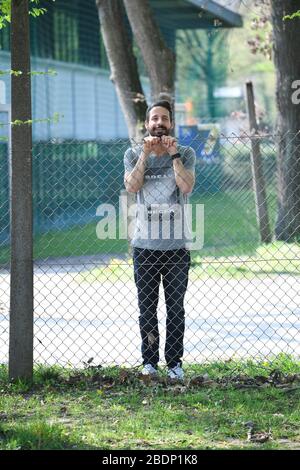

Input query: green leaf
[29,7,47,17]
[0,0,55,27]
[29,69,57,76]
[283,10,300,20]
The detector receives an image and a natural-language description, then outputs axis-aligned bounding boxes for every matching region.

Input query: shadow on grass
[0,422,100,450]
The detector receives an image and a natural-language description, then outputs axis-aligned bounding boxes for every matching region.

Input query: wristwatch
[171,152,181,161]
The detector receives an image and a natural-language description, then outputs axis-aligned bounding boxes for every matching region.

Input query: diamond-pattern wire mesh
[0,132,300,367]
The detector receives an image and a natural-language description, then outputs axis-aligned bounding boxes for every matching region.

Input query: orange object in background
[185,99,197,125]
[185,99,193,113]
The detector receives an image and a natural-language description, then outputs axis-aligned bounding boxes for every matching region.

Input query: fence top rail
[25,129,300,147]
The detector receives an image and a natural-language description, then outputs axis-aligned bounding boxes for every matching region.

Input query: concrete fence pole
[9,0,34,381]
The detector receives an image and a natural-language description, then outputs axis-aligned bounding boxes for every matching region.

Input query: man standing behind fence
[124,100,196,380]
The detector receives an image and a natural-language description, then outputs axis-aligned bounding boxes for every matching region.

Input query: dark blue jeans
[133,248,191,368]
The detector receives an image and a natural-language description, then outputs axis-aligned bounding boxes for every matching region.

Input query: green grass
[190,188,278,257]
[0,355,300,450]
[0,189,278,265]
[78,241,300,283]
[0,222,128,265]
[190,241,300,280]
[33,222,128,260]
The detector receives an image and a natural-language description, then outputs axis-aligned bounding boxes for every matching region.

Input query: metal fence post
[9,0,33,381]
[245,81,272,244]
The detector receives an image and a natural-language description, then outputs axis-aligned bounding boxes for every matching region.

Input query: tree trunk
[271,0,300,241]
[96,0,147,141]
[123,0,176,103]
[9,0,33,381]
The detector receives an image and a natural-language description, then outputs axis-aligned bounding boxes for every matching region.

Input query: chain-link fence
[1,132,300,368]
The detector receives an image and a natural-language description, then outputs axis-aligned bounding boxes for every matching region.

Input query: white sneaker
[141,364,157,376]
[168,363,184,381]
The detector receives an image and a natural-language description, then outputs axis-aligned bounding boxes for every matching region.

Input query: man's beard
[149,126,169,137]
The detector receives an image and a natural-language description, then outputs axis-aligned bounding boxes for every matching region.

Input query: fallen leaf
[171,385,187,394]
[139,374,151,385]
[246,422,272,444]
[254,375,268,384]
[119,369,131,384]
[247,431,272,443]
[189,375,205,386]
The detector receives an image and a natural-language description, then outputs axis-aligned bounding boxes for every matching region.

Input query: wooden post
[245,81,272,244]
[9,0,33,381]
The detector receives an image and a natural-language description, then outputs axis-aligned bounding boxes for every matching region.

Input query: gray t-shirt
[124,144,196,250]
